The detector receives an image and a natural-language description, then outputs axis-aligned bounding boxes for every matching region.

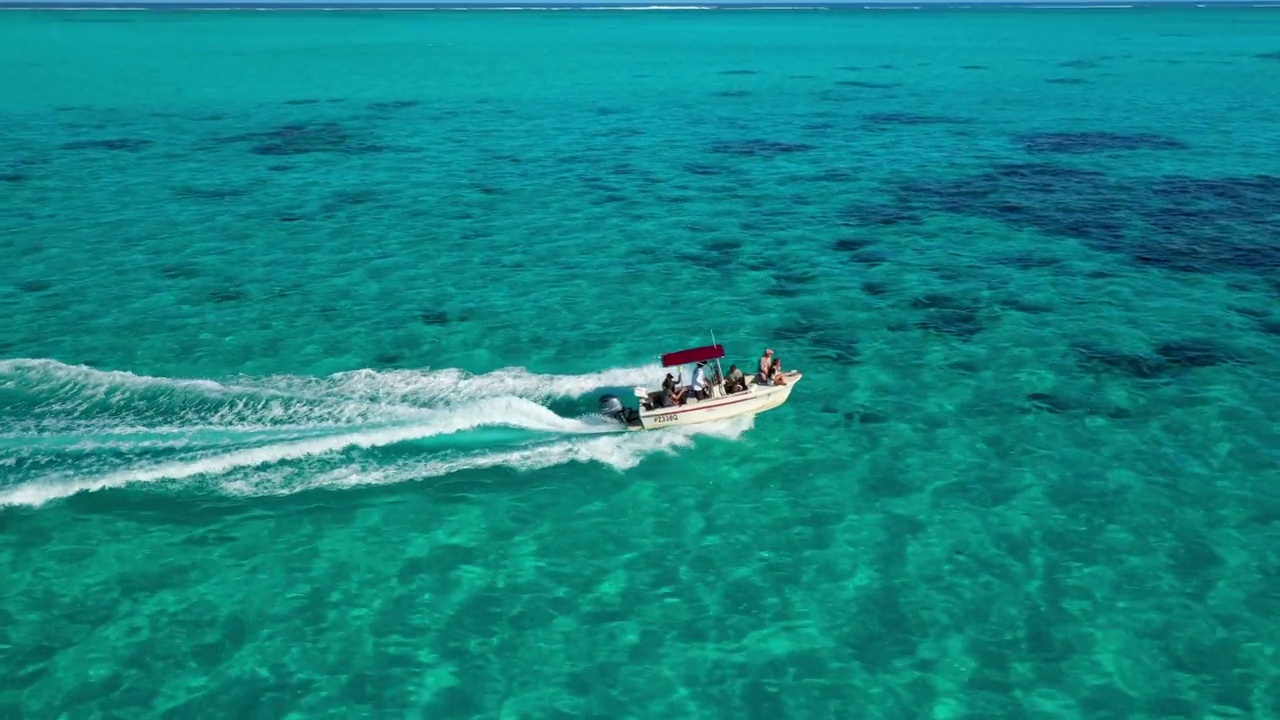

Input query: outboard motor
[598,394,639,425]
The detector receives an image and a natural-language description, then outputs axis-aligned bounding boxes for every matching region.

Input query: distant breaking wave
[0,358,753,508]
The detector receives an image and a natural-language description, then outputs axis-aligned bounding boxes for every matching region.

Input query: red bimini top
[661,344,725,367]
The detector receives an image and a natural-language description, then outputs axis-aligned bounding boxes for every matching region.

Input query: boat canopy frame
[659,333,729,394]
[660,344,725,368]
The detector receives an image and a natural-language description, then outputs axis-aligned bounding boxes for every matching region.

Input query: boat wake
[0,358,754,508]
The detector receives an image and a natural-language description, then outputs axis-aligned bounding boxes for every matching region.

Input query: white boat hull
[623,371,802,430]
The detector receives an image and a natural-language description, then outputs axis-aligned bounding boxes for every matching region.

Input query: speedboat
[598,343,802,431]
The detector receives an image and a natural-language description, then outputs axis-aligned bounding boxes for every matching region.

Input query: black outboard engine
[598,394,639,425]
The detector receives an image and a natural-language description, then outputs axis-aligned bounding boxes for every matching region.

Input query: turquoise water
[4,6,1280,717]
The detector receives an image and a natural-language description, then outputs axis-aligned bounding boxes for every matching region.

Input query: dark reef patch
[1024,392,1073,415]
[847,409,889,424]
[998,297,1056,314]
[709,139,817,157]
[368,100,420,111]
[1255,52,1280,60]
[834,80,901,89]
[772,320,859,364]
[889,163,1280,277]
[1045,77,1090,85]
[960,65,988,70]
[704,239,742,254]
[329,189,379,207]
[420,310,450,326]
[991,162,1109,186]
[279,215,305,223]
[592,193,629,206]
[713,90,752,98]
[1230,305,1271,320]
[776,270,817,286]
[1070,342,1168,380]
[16,279,53,293]
[906,294,990,340]
[909,293,982,312]
[718,69,758,75]
[861,281,891,296]
[842,203,924,227]
[61,138,153,152]
[916,309,986,340]
[208,288,247,303]
[266,164,294,172]
[677,250,720,272]
[216,121,381,156]
[842,250,890,267]
[173,185,250,200]
[994,254,1063,270]
[1058,59,1101,69]
[834,237,875,253]
[807,168,853,182]
[1015,131,1187,154]
[863,112,969,126]
[1,172,27,183]
[1019,392,1131,419]
[1070,338,1249,376]
[1154,340,1244,368]
[159,264,199,280]
[284,99,321,105]
[1131,175,1280,273]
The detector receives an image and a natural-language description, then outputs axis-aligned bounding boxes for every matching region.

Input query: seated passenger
[769,357,787,386]
[661,383,685,407]
[722,364,746,393]
[662,373,678,393]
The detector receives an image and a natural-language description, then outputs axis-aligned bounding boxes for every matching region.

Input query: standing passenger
[757,348,773,384]
[689,361,709,400]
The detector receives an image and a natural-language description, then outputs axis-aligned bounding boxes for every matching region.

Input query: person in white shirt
[689,361,709,400]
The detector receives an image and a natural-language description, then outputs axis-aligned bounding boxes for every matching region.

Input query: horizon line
[0,0,1267,6]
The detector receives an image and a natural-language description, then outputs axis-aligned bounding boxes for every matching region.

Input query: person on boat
[661,381,685,408]
[757,348,774,384]
[722,364,746,394]
[769,357,788,386]
[688,361,710,400]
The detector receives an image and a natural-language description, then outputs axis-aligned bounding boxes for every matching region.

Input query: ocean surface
[3,6,1280,718]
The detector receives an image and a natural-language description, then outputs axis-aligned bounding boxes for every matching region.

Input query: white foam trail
[0,358,756,509]
[229,414,758,498]
[0,396,618,508]
[0,357,664,430]
[313,362,665,405]
[0,357,661,400]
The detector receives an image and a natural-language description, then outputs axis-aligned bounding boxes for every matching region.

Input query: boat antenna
[710,328,725,387]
